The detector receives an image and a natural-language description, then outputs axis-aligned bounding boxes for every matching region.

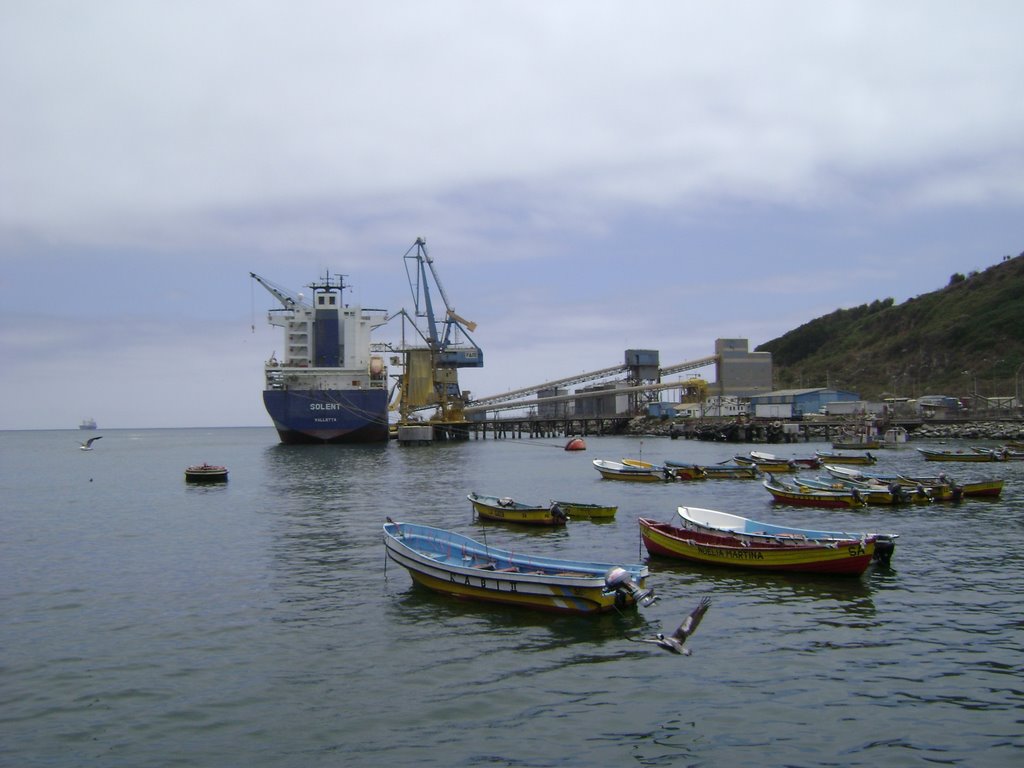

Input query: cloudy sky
[1,1,1022,430]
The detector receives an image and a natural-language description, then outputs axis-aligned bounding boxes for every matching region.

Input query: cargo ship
[251,272,390,444]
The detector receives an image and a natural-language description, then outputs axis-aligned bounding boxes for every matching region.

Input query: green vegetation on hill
[757,252,1024,401]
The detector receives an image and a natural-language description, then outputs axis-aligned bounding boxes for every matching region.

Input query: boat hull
[549,501,617,519]
[917,448,1002,462]
[593,459,669,482]
[639,518,875,575]
[263,389,389,444]
[383,521,650,613]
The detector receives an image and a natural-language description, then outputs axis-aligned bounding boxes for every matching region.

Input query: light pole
[1016,361,1024,409]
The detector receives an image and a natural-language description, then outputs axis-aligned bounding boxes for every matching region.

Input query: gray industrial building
[714,338,773,397]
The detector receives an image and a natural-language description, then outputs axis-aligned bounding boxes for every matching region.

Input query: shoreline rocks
[626,417,1024,442]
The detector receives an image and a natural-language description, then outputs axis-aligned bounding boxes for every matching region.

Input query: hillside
[757,251,1024,402]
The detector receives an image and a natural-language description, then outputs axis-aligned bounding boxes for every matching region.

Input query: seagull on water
[635,596,711,655]
[80,436,103,451]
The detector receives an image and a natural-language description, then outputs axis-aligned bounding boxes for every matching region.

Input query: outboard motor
[549,503,568,522]
[873,536,896,567]
[603,567,657,608]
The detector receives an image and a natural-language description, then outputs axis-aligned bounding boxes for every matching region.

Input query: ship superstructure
[251,271,389,444]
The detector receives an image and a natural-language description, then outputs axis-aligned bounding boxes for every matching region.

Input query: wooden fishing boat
[794,475,930,504]
[823,464,892,483]
[592,459,672,482]
[549,500,618,519]
[621,457,680,476]
[734,455,797,473]
[898,474,1004,499]
[814,450,877,465]
[383,520,655,613]
[917,447,1005,462]
[751,450,821,468]
[675,505,898,564]
[184,463,229,482]
[826,464,1004,500]
[661,461,709,480]
[666,461,758,479]
[832,439,881,450]
[701,463,759,479]
[763,474,867,508]
[638,517,878,575]
[971,446,1015,460]
[468,492,568,525]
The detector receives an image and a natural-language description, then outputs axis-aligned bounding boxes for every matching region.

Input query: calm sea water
[2,427,1022,767]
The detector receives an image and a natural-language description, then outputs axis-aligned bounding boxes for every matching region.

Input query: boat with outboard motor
[665,461,758,479]
[638,516,880,575]
[468,492,568,526]
[592,459,673,482]
[548,500,618,520]
[383,520,655,613]
[763,473,868,508]
[814,450,877,465]
[675,505,897,565]
[917,447,1005,462]
[823,465,1003,500]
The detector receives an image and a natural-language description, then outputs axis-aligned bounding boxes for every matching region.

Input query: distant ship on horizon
[79,418,97,430]
[250,271,390,444]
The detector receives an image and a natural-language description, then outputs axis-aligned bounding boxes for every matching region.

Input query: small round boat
[185,463,229,483]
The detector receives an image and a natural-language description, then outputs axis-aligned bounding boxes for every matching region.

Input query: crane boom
[249,272,311,309]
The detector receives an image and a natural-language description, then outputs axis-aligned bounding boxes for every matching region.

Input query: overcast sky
[2,1,1022,430]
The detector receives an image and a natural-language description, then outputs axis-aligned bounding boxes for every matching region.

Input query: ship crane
[249,272,312,310]
[395,238,484,424]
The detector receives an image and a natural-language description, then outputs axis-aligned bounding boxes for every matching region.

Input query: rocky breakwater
[906,421,1024,441]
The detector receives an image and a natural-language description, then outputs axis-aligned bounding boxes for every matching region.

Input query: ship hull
[263,389,389,444]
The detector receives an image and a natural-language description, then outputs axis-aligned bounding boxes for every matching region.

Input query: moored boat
[662,461,709,480]
[814,450,877,465]
[898,474,1004,499]
[675,505,898,565]
[832,439,881,450]
[468,492,567,526]
[184,463,229,482]
[549,500,617,519]
[665,461,756,479]
[751,450,821,468]
[638,517,878,575]
[793,475,930,504]
[763,474,867,508]
[825,464,1004,500]
[383,520,655,613]
[252,271,390,444]
[917,447,1005,462]
[592,459,672,482]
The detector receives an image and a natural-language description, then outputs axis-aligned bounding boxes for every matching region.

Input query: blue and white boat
[251,272,390,443]
[383,520,655,613]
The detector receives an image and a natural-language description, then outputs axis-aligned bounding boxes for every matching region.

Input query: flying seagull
[636,597,711,655]
[80,436,103,451]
